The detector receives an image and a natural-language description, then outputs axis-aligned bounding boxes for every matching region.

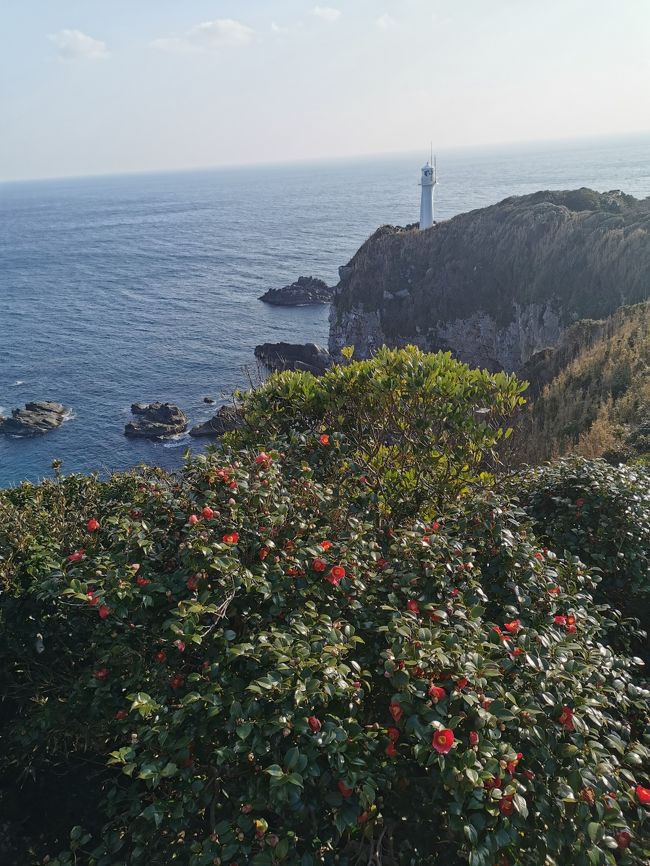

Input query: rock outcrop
[329,189,650,371]
[190,405,244,438]
[0,401,69,436]
[254,342,333,375]
[124,402,188,439]
[259,276,333,306]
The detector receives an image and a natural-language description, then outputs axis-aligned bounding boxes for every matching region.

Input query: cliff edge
[329,188,650,371]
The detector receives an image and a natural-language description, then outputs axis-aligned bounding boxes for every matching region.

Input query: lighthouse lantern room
[419,155,437,231]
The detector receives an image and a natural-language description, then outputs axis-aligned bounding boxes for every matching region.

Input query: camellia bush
[231,346,526,520]
[515,458,650,639]
[1,431,650,866]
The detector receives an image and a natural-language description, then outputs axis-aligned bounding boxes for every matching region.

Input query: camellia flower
[115,709,128,720]
[385,742,397,758]
[86,591,99,606]
[548,586,561,595]
[406,599,420,614]
[320,540,333,550]
[499,795,515,816]
[186,575,198,591]
[431,521,441,531]
[188,514,199,525]
[170,675,184,690]
[98,604,110,619]
[201,506,215,520]
[553,615,567,626]
[387,727,400,742]
[483,777,501,790]
[469,731,479,746]
[337,780,353,797]
[319,434,330,446]
[428,684,446,702]
[174,640,186,652]
[255,452,272,465]
[558,706,575,731]
[154,650,167,663]
[130,563,140,572]
[93,667,109,680]
[222,532,239,544]
[389,701,403,722]
[636,784,650,805]
[506,752,523,774]
[312,558,326,573]
[325,566,346,586]
[86,518,100,532]
[308,716,322,733]
[456,677,469,690]
[504,619,521,635]
[67,550,85,563]
[432,728,455,754]
[615,831,631,849]
[136,575,151,587]
[258,546,270,561]
[576,497,585,508]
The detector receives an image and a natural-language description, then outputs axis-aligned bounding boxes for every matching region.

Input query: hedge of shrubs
[0,349,649,866]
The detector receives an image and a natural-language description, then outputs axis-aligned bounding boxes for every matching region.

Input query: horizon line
[2,128,650,186]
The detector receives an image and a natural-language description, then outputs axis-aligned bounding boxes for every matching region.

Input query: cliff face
[329,189,650,371]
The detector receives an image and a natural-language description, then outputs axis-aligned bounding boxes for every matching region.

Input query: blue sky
[1,0,649,180]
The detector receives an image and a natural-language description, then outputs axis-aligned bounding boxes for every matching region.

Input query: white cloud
[152,18,254,53]
[312,6,341,22]
[271,22,289,34]
[48,29,109,61]
[377,14,396,30]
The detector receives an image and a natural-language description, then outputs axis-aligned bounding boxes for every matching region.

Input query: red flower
[325,565,346,586]
[136,575,151,587]
[427,684,446,702]
[387,727,400,742]
[431,521,440,531]
[255,452,272,465]
[312,558,326,573]
[357,811,369,825]
[308,716,322,733]
[450,588,460,598]
[170,675,184,690]
[86,591,99,605]
[636,784,650,804]
[484,777,501,790]
[615,831,631,849]
[412,666,426,678]
[98,604,110,619]
[154,650,167,663]
[385,742,397,758]
[469,731,479,746]
[188,514,199,525]
[499,796,514,816]
[548,586,561,595]
[481,698,493,710]
[286,567,303,577]
[432,728,455,754]
[558,706,574,731]
[258,546,270,561]
[86,518,100,532]
[510,648,523,657]
[186,575,198,590]
[67,550,85,563]
[576,498,585,508]
[174,640,186,652]
[320,540,332,550]
[389,702,403,722]
[222,532,239,544]
[534,551,544,561]
[504,619,521,635]
[377,558,387,569]
[456,677,469,690]
[130,563,140,572]
[522,769,535,781]
[553,615,567,626]
[93,667,109,680]
[201,506,215,520]
[115,709,128,720]
[406,599,420,614]
[319,434,330,446]
[337,780,353,798]
[566,623,577,634]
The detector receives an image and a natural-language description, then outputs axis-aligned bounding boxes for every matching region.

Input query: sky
[1,0,649,181]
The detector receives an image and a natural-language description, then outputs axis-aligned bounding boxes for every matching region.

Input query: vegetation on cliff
[1,348,649,866]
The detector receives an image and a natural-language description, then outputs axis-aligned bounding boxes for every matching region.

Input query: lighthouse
[419,156,437,231]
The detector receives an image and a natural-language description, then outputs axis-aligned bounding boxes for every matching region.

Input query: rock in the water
[189,405,244,438]
[0,401,69,436]
[203,396,215,404]
[125,402,188,438]
[259,276,333,306]
[254,342,333,375]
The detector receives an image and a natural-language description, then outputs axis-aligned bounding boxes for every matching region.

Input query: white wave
[12,380,25,386]
[162,433,191,449]
[62,409,76,422]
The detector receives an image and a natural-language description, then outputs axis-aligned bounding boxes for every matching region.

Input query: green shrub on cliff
[232,346,526,520]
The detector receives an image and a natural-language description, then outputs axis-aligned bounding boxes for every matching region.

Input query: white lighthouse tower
[419,154,437,231]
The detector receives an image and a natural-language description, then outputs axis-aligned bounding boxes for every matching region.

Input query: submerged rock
[124,402,188,439]
[259,276,333,306]
[254,342,333,375]
[0,401,69,436]
[190,404,244,438]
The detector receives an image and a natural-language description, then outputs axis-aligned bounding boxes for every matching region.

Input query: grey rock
[259,276,333,306]
[254,342,333,375]
[0,401,69,436]
[190,405,244,438]
[125,402,188,438]
[203,396,216,404]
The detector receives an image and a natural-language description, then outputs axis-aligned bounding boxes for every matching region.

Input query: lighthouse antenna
[434,154,437,183]
[430,141,433,166]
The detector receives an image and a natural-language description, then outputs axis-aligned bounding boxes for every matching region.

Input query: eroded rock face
[0,402,69,436]
[189,405,244,438]
[124,402,188,438]
[259,276,333,306]
[254,342,333,375]
[329,189,650,371]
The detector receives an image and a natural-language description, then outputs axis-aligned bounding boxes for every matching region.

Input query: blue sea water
[1,135,649,488]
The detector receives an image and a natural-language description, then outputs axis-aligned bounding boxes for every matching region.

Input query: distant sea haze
[1,135,649,488]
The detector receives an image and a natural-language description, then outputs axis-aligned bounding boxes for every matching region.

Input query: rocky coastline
[124,402,188,439]
[0,402,70,436]
[259,276,333,306]
[254,342,333,375]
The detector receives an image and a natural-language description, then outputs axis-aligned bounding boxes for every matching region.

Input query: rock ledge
[259,276,333,306]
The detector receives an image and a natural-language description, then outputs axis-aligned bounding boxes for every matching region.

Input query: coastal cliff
[329,189,650,371]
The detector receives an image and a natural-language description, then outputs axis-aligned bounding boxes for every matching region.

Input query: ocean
[1,134,649,488]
